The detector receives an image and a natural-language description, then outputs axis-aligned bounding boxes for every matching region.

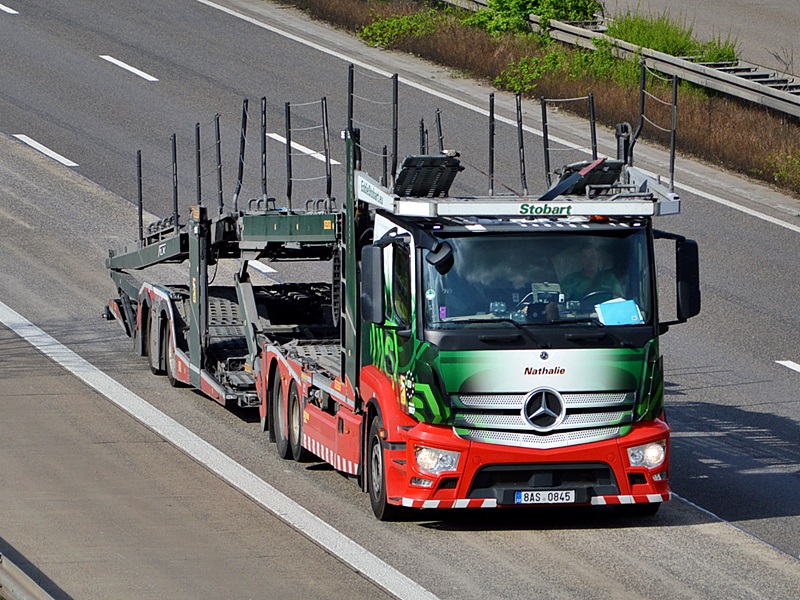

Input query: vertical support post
[322,96,332,206]
[541,97,552,188]
[391,73,398,182]
[214,113,223,214]
[670,76,679,192]
[171,134,179,228]
[488,93,495,196]
[284,101,293,212]
[261,96,268,201]
[588,93,598,160]
[188,205,209,387]
[515,92,528,195]
[435,109,444,154]
[381,146,388,186]
[342,131,359,397]
[195,123,202,207]
[615,122,632,164]
[347,64,354,134]
[234,98,248,213]
[137,150,143,242]
[419,119,427,154]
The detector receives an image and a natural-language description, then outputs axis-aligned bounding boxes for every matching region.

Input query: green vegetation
[495,52,561,92]
[607,12,737,63]
[286,0,800,197]
[359,8,446,47]
[463,0,602,36]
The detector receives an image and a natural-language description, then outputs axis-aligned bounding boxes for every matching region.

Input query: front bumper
[385,420,671,510]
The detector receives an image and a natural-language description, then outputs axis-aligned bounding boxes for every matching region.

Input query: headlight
[414,446,460,475]
[627,440,666,469]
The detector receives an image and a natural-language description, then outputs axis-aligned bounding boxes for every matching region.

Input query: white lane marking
[0,300,438,600]
[194,0,800,234]
[0,3,19,14]
[13,135,78,166]
[267,132,341,165]
[100,55,159,82]
[776,360,800,374]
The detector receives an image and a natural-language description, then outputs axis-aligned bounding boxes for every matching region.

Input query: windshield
[422,228,652,329]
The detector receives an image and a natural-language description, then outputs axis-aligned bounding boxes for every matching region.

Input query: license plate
[514,490,576,504]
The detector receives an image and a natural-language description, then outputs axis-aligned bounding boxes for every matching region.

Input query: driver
[561,244,623,301]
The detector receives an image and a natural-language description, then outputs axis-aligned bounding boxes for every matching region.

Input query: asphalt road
[0,323,394,600]
[1,0,799,597]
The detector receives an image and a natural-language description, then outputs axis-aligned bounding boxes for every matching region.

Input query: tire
[164,324,184,388]
[148,311,165,375]
[273,376,292,459]
[288,383,310,462]
[368,417,403,521]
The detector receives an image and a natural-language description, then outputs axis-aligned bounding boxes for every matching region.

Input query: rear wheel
[148,311,164,375]
[368,417,403,521]
[288,383,310,462]
[164,324,184,388]
[273,376,291,459]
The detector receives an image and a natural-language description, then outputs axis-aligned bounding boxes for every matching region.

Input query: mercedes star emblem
[522,388,566,432]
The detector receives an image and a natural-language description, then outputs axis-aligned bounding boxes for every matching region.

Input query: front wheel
[368,417,403,521]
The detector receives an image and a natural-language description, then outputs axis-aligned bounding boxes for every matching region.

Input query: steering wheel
[579,290,615,311]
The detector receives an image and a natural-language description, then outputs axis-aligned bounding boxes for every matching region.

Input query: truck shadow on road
[666,393,800,525]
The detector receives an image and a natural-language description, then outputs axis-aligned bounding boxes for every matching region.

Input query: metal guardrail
[530,15,800,119]
[0,554,55,600]
[442,1,800,119]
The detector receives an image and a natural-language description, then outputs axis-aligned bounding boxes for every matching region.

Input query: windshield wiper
[549,318,634,348]
[444,317,550,348]
[549,317,604,327]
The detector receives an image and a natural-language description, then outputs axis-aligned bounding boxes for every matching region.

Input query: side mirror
[426,241,454,275]
[360,244,385,324]
[676,238,701,320]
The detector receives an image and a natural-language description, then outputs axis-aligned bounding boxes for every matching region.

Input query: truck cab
[356,151,700,518]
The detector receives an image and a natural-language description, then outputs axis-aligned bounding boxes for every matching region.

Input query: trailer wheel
[368,417,403,521]
[273,377,292,459]
[164,324,184,388]
[288,383,310,462]
[148,311,165,375]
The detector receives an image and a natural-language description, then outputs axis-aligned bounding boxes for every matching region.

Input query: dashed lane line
[776,360,800,374]
[100,55,159,82]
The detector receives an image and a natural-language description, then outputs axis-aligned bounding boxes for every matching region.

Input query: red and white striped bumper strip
[400,498,498,509]
[591,492,671,506]
[302,434,359,476]
[399,493,670,510]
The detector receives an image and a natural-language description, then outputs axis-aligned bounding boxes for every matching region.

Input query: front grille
[468,462,618,502]
[453,392,634,449]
